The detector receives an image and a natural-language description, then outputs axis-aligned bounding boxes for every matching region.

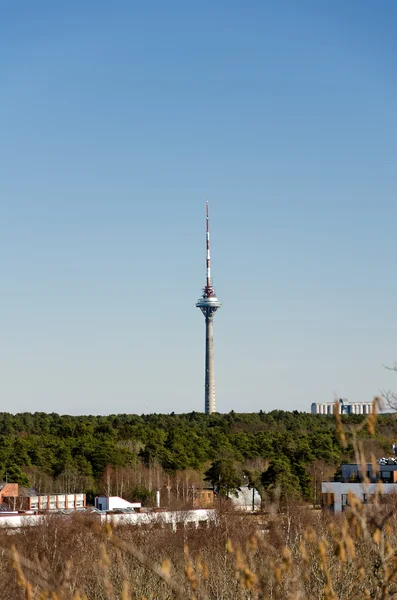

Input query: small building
[230,485,261,511]
[193,488,214,508]
[94,496,141,512]
[322,462,397,512]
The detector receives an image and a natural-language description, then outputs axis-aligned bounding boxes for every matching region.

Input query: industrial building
[0,486,262,531]
[196,201,221,414]
[0,490,217,531]
[311,398,374,415]
[322,458,397,512]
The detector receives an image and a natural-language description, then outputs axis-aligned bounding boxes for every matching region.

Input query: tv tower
[196,201,221,414]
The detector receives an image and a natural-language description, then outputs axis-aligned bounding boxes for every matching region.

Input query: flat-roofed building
[322,462,397,512]
[20,493,86,511]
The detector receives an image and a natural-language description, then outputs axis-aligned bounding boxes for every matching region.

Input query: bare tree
[308,460,336,507]
[381,363,397,410]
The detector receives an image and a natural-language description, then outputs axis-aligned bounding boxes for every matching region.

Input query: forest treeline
[0,410,396,504]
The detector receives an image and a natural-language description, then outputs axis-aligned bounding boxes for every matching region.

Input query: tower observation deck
[196,202,221,414]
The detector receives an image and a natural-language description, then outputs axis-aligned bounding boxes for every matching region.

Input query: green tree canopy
[261,457,300,504]
[2,464,30,487]
[204,459,241,497]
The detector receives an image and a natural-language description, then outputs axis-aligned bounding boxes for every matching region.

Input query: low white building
[94,496,141,512]
[26,493,85,511]
[321,481,397,512]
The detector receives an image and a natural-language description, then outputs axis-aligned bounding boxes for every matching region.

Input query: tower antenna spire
[196,200,222,414]
[205,199,213,295]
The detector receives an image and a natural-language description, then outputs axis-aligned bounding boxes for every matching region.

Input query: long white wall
[103,509,216,530]
[0,509,217,530]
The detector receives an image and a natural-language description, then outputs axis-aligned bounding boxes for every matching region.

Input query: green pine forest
[1,410,396,505]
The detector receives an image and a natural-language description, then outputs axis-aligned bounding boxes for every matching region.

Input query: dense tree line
[0,410,395,503]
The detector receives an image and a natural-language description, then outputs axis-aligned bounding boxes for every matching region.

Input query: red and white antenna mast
[205,200,214,297]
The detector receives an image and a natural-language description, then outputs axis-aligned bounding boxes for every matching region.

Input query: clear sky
[1,1,397,415]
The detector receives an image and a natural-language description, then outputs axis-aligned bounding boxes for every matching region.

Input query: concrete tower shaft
[196,202,221,414]
[204,309,216,414]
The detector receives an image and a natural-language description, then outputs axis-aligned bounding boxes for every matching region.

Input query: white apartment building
[311,398,374,415]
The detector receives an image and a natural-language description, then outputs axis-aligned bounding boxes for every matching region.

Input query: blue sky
[1,1,397,415]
